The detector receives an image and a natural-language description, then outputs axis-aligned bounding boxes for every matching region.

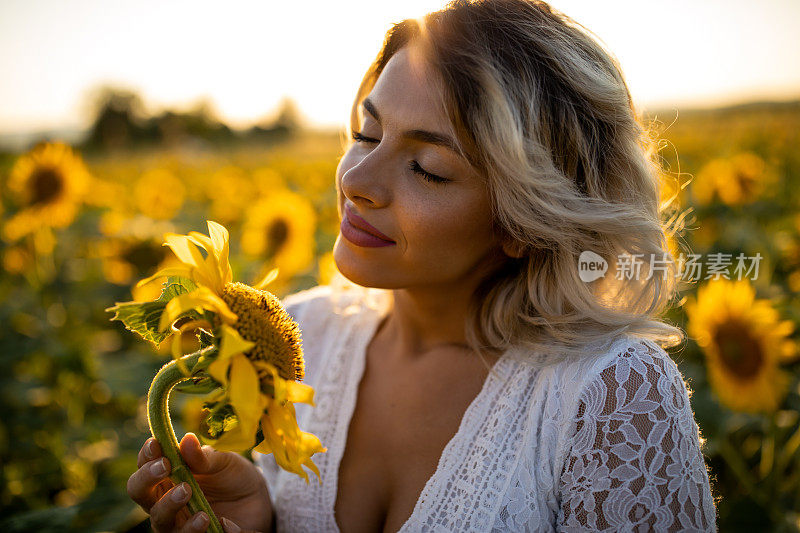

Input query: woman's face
[333,43,505,290]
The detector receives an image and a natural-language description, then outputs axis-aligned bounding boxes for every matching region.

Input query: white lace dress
[253,283,717,532]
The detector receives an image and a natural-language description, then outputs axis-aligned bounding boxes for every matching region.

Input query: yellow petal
[208,357,231,386]
[253,267,280,290]
[228,355,264,447]
[285,380,315,405]
[208,424,257,452]
[209,325,256,385]
[135,266,194,289]
[164,233,205,269]
[159,287,238,332]
[207,220,232,285]
[220,324,256,360]
[187,232,225,293]
[171,330,190,375]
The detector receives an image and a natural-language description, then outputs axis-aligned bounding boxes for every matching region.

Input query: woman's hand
[127,433,273,532]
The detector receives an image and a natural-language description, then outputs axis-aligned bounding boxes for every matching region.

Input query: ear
[501,238,526,259]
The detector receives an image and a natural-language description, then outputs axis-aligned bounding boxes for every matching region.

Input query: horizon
[2,0,799,141]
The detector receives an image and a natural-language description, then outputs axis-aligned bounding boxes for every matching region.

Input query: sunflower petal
[253,267,280,290]
[159,287,237,332]
[220,324,256,360]
[228,355,263,447]
[207,221,232,285]
[208,424,257,452]
[208,324,254,385]
[135,266,194,289]
[208,357,231,386]
[285,381,315,406]
[171,328,190,376]
[164,233,205,269]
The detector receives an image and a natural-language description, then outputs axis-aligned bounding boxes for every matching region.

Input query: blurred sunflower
[3,142,90,241]
[93,216,182,300]
[317,251,339,285]
[133,221,325,480]
[252,167,286,197]
[206,167,255,225]
[686,279,797,413]
[2,245,33,275]
[693,152,774,206]
[98,236,170,286]
[241,190,316,281]
[134,169,185,220]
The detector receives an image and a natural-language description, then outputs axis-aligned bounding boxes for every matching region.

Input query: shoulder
[566,335,694,425]
[555,336,717,530]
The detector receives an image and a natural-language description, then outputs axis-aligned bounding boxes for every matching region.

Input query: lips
[344,204,395,242]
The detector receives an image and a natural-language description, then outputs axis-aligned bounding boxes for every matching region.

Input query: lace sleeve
[556,339,717,532]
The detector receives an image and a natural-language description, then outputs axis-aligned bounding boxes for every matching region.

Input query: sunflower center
[123,241,167,273]
[712,320,764,380]
[30,167,64,205]
[220,282,304,382]
[265,220,289,258]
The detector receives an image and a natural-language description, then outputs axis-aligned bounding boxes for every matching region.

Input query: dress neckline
[329,295,514,532]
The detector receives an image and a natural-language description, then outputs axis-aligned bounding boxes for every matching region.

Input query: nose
[339,148,392,208]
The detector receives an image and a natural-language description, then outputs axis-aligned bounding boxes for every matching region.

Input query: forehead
[364,45,451,131]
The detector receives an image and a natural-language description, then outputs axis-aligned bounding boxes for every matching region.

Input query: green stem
[147,347,223,533]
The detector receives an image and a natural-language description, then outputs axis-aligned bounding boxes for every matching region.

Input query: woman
[127,0,716,531]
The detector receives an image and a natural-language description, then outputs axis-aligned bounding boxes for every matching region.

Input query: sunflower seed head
[221,282,304,381]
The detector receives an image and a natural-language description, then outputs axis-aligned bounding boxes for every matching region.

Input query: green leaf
[106,300,171,346]
[106,276,199,347]
[158,276,198,303]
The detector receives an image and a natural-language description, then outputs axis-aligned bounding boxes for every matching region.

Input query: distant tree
[83,87,149,150]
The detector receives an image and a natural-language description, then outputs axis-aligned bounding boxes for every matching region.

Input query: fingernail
[145,439,156,459]
[222,517,241,533]
[150,458,166,477]
[193,511,208,529]
[171,483,188,502]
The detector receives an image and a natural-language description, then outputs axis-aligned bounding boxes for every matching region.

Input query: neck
[380,251,508,360]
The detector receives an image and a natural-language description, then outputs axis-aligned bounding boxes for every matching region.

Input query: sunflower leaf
[106,301,171,346]
[157,276,198,304]
[106,277,200,346]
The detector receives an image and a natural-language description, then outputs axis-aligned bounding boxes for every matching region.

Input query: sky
[1,0,799,135]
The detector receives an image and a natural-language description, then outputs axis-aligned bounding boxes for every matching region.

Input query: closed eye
[351,130,450,185]
[351,130,377,144]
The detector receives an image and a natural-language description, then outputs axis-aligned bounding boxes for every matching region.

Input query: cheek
[405,196,496,255]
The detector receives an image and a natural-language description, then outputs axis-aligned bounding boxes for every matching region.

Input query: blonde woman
[127,0,716,531]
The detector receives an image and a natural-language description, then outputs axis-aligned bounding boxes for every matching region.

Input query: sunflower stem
[148,346,224,533]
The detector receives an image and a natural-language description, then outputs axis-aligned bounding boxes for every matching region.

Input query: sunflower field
[1,100,799,531]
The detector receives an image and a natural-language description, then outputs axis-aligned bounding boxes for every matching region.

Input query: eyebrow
[362,97,462,156]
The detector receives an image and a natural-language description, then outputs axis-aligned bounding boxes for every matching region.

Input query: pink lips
[341,204,396,248]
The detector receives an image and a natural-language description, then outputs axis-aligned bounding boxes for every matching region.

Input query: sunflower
[134,169,185,220]
[317,251,339,285]
[134,221,325,481]
[3,142,90,241]
[693,152,773,206]
[686,279,797,413]
[241,190,316,281]
[206,167,255,225]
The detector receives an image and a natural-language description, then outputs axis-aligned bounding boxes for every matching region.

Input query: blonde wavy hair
[344,0,686,365]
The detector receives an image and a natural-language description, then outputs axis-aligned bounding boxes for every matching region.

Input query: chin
[332,236,404,290]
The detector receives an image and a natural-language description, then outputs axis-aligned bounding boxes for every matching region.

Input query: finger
[137,437,163,468]
[180,433,233,475]
[127,457,171,508]
[178,511,210,532]
[150,482,192,532]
